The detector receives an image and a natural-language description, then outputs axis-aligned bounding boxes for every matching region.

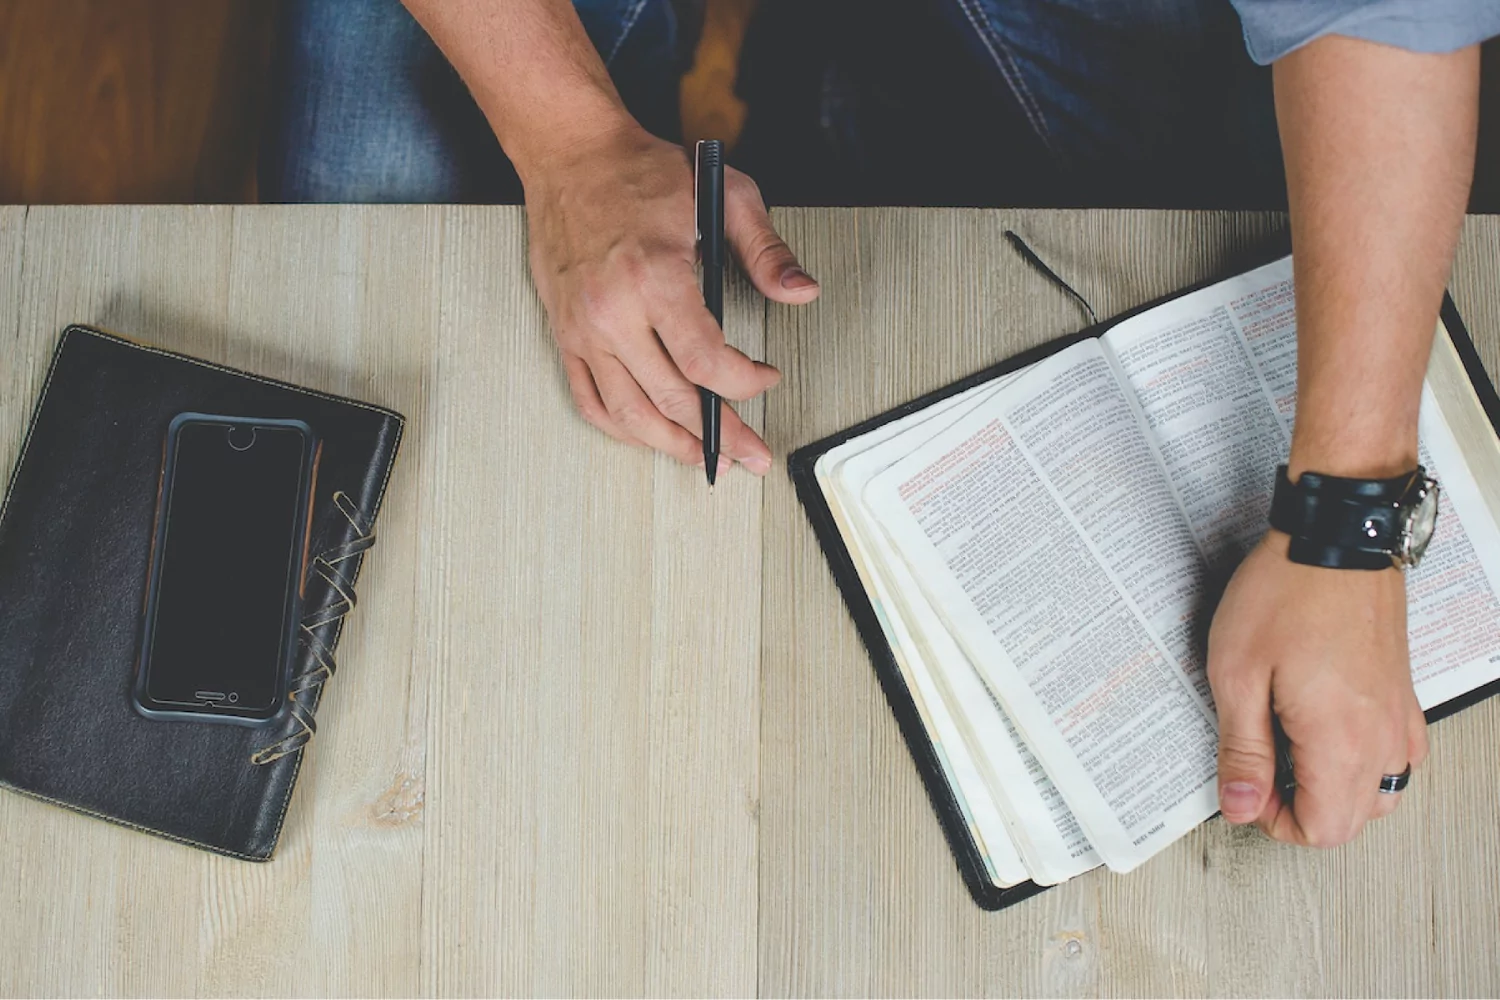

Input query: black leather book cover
[0,326,405,860]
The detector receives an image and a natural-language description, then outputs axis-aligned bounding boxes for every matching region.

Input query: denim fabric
[259,0,685,203]
[940,0,1284,206]
[261,0,1287,209]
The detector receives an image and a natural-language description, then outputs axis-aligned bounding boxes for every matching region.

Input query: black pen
[695,139,725,488]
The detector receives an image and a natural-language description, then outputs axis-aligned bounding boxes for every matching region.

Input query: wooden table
[2,206,1497,997]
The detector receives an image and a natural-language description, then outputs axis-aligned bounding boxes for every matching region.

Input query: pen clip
[693,140,703,247]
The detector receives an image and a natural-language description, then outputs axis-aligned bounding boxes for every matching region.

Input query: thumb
[724,169,820,304]
[1213,673,1278,824]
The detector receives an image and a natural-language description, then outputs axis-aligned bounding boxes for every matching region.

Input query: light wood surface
[0,206,1496,997]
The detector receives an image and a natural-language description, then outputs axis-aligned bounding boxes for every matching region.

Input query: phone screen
[138,416,314,722]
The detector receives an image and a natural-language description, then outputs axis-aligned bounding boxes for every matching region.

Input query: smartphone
[134,414,318,725]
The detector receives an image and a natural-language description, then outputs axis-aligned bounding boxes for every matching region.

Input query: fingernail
[717,455,732,476]
[780,266,818,291]
[1220,781,1260,822]
[742,454,772,475]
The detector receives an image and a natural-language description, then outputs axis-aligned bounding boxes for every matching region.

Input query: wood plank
[215,205,439,996]
[644,267,764,994]
[417,206,761,996]
[0,207,30,475]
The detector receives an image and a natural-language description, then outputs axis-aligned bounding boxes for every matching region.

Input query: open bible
[792,256,1500,909]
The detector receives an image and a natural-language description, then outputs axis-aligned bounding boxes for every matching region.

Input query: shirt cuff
[1231,0,1500,64]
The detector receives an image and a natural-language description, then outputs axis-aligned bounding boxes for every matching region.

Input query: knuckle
[746,234,793,274]
[1206,667,1265,712]
[575,274,637,333]
[555,326,588,355]
[678,351,717,385]
[729,170,763,205]
[612,400,652,431]
[618,251,649,285]
[1216,737,1271,772]
[657,387,700,421]
[1205,651,1248,690]
[1302,817,1356,849]
[1411,727,1431,764]
[574,395,608,427]
[577,293,617,336]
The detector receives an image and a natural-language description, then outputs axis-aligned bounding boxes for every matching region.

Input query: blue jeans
[260,0,690,203]
[260,0,1284,208]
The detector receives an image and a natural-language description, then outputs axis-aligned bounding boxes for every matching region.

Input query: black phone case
[787,261,1500,911]
[0,326,404,860]
[134,414,317,726]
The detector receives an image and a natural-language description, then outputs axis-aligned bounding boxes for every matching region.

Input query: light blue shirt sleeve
[1230,0,1500,64]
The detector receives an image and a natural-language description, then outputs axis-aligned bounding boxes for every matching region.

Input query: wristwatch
[1268,464,1440,570]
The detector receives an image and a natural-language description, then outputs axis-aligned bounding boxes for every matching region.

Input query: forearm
[1275,37,1479,478]
[401,0,637,185]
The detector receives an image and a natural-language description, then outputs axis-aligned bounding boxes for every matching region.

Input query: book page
[864,340,1220,873]
[1105,256,1500,709]
[815,380,1030,888]
[1406,379,1500,707]
[1104,265,1291,574]
[1003,341,1216,705]
[831,413,1099,884]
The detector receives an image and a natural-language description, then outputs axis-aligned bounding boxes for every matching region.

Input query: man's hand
[398,0,820,471]
[1208,530,1428,845]
[525,125,820,473]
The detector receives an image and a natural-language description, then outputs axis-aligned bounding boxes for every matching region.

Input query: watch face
[1400,478,1441,566]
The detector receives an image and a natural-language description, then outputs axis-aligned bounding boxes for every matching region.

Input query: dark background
[1,0,1496,209]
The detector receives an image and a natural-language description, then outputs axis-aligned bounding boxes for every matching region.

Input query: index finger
[647,260,780,401]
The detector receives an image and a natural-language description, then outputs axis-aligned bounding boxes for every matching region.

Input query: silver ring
[1378,764,1411,794]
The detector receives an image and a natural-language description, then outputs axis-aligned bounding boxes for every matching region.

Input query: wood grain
[412,208,759,995]
[0,207,1497,996]
[0,0,276,204]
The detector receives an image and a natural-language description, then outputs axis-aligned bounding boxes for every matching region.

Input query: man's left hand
[1207,529,1429,846]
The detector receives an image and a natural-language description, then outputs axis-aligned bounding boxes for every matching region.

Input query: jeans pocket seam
[952,0,1059,161]
[605,0,651,67]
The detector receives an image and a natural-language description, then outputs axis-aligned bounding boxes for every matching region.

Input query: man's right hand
[523,124,821,474]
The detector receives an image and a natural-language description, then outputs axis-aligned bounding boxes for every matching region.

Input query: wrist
[1287,421,1419,481]
[490,102,643,193]
[1286,329,1427,481]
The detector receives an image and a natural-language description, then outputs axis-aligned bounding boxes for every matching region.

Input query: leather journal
[789,253,1500,910]
[0,326,405,860]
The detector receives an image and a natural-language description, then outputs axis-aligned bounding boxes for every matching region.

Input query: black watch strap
[1268,465,1410,570]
